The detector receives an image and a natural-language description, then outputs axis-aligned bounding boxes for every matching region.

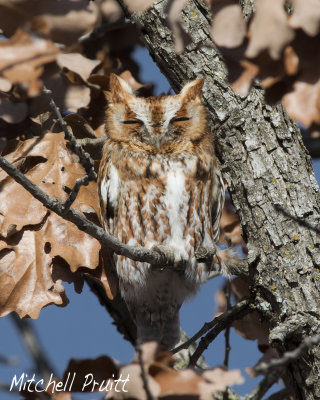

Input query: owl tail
[215,248,240,277]
[136,311,180,351]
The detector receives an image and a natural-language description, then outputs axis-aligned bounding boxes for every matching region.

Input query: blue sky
[2,44,316,399]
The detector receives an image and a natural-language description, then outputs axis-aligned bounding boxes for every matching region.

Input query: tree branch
[172,299,252,355]
[253,334,320,376]
[10,313,56,382]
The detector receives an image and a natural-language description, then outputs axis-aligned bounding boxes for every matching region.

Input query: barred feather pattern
[98,74,225,349]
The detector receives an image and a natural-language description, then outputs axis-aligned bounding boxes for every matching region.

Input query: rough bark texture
[126,1,320,398]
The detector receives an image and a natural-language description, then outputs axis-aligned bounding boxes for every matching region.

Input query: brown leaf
[231,59,258,97]
[0,77,12,92]
[156,369,202,395]
[165,0,193,54]
[120,70,153,94]
[0,0,99,46]
[245,0,295,60]
[57,53,101,84]
[0,225,67,319]
[100,0,124,22]
[29,72,91,115]
[219,198,244,248]
[0,133,101,318]
[289,0,320,36]
[123,0,155,12]
[211,2,246,48]
[199,368,244,398]
[0,29,59,96]
[63,356,119,392]
[282,78,320,126]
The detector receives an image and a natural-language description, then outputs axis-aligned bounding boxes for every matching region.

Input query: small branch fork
[172,298,252,358]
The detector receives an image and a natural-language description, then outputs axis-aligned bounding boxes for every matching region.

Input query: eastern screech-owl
[98,74,225,349]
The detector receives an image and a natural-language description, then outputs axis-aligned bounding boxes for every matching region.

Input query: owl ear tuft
[106,73,134,103]
[180,78,204,102]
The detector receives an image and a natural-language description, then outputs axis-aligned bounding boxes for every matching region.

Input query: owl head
[105,74,208,151]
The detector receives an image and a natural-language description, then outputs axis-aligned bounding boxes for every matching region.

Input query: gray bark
[123,0,320,398]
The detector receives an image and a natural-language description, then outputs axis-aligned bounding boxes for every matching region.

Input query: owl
[98,74,226,350]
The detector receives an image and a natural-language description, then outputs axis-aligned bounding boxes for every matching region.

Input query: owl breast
[102,149,216,314]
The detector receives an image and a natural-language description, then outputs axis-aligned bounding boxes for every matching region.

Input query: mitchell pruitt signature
[10,372,130,393]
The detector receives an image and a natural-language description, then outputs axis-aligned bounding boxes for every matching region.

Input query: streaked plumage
[98,74,225,349]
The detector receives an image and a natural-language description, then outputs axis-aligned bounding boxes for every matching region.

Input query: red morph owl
[98,74,226,349]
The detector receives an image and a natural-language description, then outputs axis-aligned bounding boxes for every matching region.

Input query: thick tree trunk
[123,0,320,398]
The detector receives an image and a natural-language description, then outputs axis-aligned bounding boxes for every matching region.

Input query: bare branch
[253,334,320,376]
[172,299,252,355]
[10,313,56,382]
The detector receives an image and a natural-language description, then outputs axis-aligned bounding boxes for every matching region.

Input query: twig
[253,334,320,375]
[43,86,97,210]
[246,369,284,400]
[136,346,157,400]
[188,299,254,367]
[172,299,252,355]
[10,313,56,382]
[0,155,199,269]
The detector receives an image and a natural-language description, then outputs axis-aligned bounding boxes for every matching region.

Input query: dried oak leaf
[0,133,100,318]
[57,53,101,85]
[199,368,244,399]
[289,0,320,36]
[120,70,153,96]
[100,0,124,23]
[282,78,320,126]
[123,0,155,12]
[245,0,295,60]
[211,1,246,48]
[165,0,193,54]
[62,355,119,392]
[0,0,99,46]
[0,29,59,96]
[29,72,91,116]
[219,198,244,249]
